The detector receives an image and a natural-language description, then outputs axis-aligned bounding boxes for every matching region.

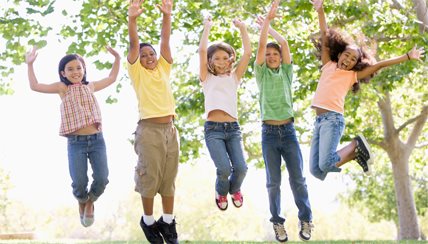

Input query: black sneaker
[354,134,373,174]
[273,223,288,242]
[139,216,164,244]
[157,216,178,244]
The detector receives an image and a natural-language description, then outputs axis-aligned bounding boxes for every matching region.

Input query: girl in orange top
[310,0,424,181]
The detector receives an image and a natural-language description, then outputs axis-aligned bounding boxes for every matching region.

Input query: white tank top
[201,73,239,119]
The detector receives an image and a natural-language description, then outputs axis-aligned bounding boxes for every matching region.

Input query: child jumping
[255,0,313,242]
[310,0,425,181]
[199,15,251,211]
[127,0,179,243]
[25,45,120,227]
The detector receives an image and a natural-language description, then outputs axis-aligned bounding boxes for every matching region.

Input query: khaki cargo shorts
[134,120,180,198]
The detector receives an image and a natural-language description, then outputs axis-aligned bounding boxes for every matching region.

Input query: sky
[0,0,352,234]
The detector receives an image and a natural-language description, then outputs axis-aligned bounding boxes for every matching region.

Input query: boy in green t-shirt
[254,0,313,242]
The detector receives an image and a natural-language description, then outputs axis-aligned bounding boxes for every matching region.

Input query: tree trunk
[412,0,428,33]
[378,93,422,240]
[389,156,421,239]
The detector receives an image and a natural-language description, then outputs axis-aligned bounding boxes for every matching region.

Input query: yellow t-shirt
[127,56,176,120]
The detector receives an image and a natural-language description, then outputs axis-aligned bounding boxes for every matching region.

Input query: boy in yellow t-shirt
[127,0,179,243]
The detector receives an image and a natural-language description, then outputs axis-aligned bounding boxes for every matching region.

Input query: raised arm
[199,16,213,82]
[157,0,173,63]
[127,0,144,64]
[233,19,252,81]
[357,46,425,79]
[25,47,64,94]
[256,0,280,65]
[312,0,330,65]
[92,46,121,92]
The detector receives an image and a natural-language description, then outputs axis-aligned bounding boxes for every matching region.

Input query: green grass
[1,240,427,244]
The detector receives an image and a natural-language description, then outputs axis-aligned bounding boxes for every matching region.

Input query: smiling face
[337,46,360,70]
[139,46,158,70]
[61,59,85,84]
[209,49,232,75]
[266,47,282,69]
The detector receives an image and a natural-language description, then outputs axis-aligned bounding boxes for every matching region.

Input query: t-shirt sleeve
[127,56,141,85]
[254,61,265,87]
[158,55,172,77]
[281,63,293,85]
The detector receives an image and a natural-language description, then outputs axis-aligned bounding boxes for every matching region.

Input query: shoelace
[356,138,370,161]
[300,221,314,233]
[355,155,368,171]
[218,195,228,203]
[232,192,243,202]
[274,223,287,237]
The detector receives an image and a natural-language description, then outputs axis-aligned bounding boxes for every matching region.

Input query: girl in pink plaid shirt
[25,46,120,227]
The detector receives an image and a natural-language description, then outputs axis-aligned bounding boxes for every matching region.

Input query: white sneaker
[273,223,288,242]
[299,220,314,241]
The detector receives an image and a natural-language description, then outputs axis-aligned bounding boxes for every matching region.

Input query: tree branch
[377,92,397,141]
[415,141,428,148]
[406,105,428,148]
[412,0,428,33]
[397,113,424,133]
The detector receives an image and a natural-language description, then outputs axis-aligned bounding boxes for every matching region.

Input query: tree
[1,0,427,240]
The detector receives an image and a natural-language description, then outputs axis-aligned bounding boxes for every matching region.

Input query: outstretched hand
[266,0,280,21]
[203,15,213,28]
[255,16,265,30]
[157,0,173,15]
[25,46,38,64]
[408,46,425,61]
[106,46,120,58]
[311,0,323,11]
[233,18,246,29]
[128,0,144,19]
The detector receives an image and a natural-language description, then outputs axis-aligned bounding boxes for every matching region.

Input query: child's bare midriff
[143,115,174,124]
[70,124,100,135]
[314,107,331,116]
[207,109,236,122]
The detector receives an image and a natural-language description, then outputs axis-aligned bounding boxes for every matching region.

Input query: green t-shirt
[254,62,294,121]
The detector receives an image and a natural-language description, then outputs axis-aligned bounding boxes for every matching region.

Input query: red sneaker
[215,192,228,211]
[231,191,243,208]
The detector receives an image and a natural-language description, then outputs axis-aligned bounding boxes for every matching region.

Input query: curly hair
[207,42,236,75]
[312,29,374,92]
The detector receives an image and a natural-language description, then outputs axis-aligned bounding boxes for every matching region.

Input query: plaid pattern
[59,84,102,136]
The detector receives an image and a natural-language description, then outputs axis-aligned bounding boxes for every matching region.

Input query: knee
[216,167,231,179]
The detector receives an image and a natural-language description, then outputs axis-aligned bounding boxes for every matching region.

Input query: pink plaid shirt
[59,84,102,136]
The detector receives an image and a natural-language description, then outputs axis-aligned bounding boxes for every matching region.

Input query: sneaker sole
[215,198,228,211]
[358,134,374,174]
[231,196,243,208]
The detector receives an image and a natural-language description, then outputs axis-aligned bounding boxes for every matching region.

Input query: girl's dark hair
[312,29,374,92]
[139,43,156,54]
[58,54,88,85]
[207,42,236,75]
[266,42,281,54]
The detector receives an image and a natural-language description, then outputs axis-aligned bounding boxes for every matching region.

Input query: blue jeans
[262,122,312,224]
[204,121,248,196]
[67,132,109,203]
[309,111,345,181]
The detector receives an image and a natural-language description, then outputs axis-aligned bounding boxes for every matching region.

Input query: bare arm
[269,25,291,64]
[25,47,64,94]
[199,16,212,82]
[158,0,173,63]
[357,46,425,79]
[312,0,330,65]
[256,0,291,65]
[233,19,252,81]
[127,0,144,64]
[92,46,122,92]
